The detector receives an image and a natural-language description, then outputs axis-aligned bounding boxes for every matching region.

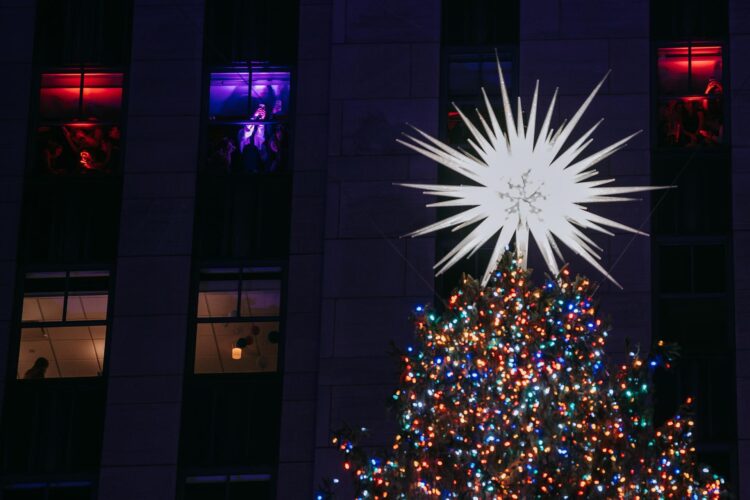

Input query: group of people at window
[207,101,287,174]
[658,78,724,147]
[39,124,121,174]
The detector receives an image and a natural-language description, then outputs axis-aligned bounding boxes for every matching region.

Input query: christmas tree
[332,254,726,498]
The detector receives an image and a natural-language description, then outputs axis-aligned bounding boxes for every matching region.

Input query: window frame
[9,267,115,382]
[651,40,729,150]
[0,479,96,500]
[187,263,287,378]
[435,45,519,304]
[200,62,296,176]
[179,472,274,500]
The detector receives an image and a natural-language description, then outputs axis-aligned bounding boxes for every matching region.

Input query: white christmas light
[398,59,665,287]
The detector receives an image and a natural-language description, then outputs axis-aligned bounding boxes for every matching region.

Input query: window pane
[689,46,722,94]
[206,70,290,174]
[22,272,66,322]
[81,73,123,121]
[658,298,729,354]
[692,244,726,293]
[240,279,280,317]
[658,245,691,293]
[657,47,690,96]
[229,480,272,500]
[195,321,280,374]
[36,124,122,175]
[210,72,249,119]
[49,485,92,500]
[39,73,82,120]
[18,326,105,379]
[446,55,512,147]
[656,46,724,148]
[185,482,225,500]
[198,274,239,318]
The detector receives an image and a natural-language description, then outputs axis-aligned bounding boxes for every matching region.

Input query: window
[651,0,727,40]
[651,156,730,235]
[204,0,299,66]
[1,481,93,500]
[17,271,109,379]
[35,72,123,175]
[35,0,132,66]
[442,0,519,46]
[205,68,290,174]
[656,45,724,148]
[194,267,281,374]
[445,53,514,147]
[436,51,515,300]
[184,474,271,500]
[657,243,726,294]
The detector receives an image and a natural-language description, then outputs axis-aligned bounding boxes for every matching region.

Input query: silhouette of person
[24,357,49,379]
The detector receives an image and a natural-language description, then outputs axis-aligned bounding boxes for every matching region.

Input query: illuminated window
[35,72,123,175]
[205,69,290,174]
[656,45,724,147]
[184,474,272,500]
[17,271,109,379]
[194,267,281,374]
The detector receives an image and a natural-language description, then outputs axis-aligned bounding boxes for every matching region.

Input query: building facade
[0,0,747,498]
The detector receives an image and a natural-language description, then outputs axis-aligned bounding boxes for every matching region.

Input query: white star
[398,59,666,288]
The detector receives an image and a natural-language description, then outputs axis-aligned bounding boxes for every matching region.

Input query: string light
[329,254,725,499]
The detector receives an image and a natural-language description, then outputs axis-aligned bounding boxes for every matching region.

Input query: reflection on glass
[18,325,105,379]
[194,322,279,374]
[240,279,281,317]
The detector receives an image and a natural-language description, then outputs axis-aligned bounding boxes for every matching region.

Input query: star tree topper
[399,59,665,288]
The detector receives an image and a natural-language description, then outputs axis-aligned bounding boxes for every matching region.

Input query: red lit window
[36,72,123,175]
[656,45,723,147]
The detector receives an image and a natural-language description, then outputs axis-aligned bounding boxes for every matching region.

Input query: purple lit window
[206,69,291,174]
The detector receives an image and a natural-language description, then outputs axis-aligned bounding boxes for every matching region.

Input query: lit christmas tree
[331,253,726,498]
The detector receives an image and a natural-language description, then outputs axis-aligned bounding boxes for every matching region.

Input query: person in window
[24,357,49,379]
[681,100,704,146]
[208,136,236,173]
[237,123,269,173]
[267,124,285,172]
[42,138,65,174]
[699,98,723,145]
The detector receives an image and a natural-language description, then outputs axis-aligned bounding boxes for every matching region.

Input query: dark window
[445,53,514,147]
[20,178,121,264]
[205,68,290,174]
[651,0,728,40]
[194,267,281,374]
[35,72,123,175]
[652,155,730,235]
[657,244,726,294]
[204,0,299,65]
[193,175,292,261]
[34,0,132,66]
[1,482,93,500]
[184,475,272,500]
[435,50,515,300]
[16,271,110,379]
[656,45,724,148]
[442,0,519,46]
